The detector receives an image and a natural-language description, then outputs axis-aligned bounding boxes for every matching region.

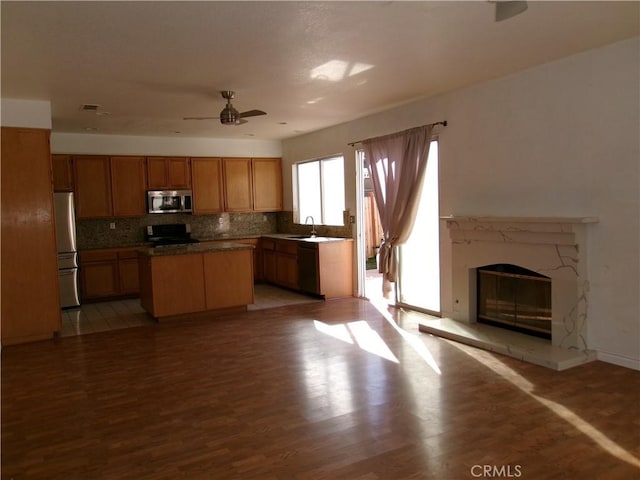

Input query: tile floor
[60,284,322,338]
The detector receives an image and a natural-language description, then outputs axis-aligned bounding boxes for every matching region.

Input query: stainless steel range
[145,223,200,247]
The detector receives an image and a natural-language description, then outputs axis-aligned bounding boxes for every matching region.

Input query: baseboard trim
[597,351,640,371]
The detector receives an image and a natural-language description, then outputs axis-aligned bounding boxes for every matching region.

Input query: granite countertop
[261,233,352,243]
[138,242,254,257]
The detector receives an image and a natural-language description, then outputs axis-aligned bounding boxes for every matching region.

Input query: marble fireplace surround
[420,216,599,370]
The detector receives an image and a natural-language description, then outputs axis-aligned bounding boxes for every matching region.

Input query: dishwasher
[297,243,320,295]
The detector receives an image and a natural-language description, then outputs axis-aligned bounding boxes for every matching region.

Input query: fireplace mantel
[440,215,599,224]
[430,214,599,369]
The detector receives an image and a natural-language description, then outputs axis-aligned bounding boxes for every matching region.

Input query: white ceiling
[2,1,638,140]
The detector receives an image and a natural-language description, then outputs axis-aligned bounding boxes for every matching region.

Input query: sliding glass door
[397,141,440,314]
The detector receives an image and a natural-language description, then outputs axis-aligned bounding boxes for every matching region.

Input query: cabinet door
[1,127,61,344]
[118,258,140,294]
[192,157,224,214]
[74,155,112,218]
[223,158,253,212]
[167,157,191,188]
[203,249,254,310]
[146,157,191,189]
[275,253,298,289]
[146,157,168,189]
[52,154,74,191]
[81,261,118,299]
[252,158,282,211]
[111,156,146,217]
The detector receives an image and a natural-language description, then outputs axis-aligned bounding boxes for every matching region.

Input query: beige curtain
[362,125,434,297]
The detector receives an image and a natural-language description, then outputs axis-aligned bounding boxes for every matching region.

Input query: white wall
[1,99,52,129]
[51,132,282,158]
[282,37,640,370]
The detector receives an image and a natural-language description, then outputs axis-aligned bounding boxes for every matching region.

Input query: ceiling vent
[80,104,101,111]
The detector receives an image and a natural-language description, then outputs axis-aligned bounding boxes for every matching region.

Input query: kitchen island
[138,242,254,320]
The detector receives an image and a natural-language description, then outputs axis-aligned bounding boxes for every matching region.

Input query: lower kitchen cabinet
[79,247,141,301]
[138,246,254,319]
[262,237,353,298]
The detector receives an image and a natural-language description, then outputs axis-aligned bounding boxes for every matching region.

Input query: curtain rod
[347,120,447,147]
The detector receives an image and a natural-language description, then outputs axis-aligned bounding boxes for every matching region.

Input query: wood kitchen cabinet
[252,158,282,211]
[138,246,254,319]
[261,237,353,298]
[191,157,224,214]
[110,156,147,217]
[74,155,146,218]
[261,238,298,290]
[74,155,112,218]
[1,127,61,345]
[79,248,141,301]
[146,156,191,189]
[222,157,282,212]
[52,154,74,191]
[222,157,253,212]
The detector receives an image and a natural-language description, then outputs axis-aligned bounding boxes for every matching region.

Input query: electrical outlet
[109,222,116,230]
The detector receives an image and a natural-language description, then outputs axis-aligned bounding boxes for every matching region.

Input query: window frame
[293,154,345,226]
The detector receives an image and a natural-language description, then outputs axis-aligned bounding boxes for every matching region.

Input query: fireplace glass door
[477,264,551,339]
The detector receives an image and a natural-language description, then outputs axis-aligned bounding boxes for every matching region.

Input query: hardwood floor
[2,298,639,479]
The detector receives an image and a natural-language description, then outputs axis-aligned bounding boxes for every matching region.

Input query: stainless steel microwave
[147,190,193,214]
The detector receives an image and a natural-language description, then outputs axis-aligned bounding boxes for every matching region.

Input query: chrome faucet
[304,216,317,237]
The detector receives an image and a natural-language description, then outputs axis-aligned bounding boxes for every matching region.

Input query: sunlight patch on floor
[313,320,398,363]
[447,341,640,469]
[369,297,442,375]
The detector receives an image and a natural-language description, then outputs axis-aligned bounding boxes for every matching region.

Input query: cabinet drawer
[262,239,276,251]
[79,250,118,262]
[118,248,140,260]
[275,240,297,255]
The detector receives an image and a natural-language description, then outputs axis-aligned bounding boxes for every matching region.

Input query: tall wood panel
[1,127,61,344]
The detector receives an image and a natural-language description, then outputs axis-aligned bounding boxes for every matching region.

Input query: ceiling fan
[183,91,266,125]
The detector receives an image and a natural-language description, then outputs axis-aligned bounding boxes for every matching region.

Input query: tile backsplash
[77,212,278,249]
[77,211,353,250]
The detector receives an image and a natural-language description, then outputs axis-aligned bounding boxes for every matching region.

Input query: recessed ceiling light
[83,127,97,131]
[244,133,255,137]
[96,111,111,116]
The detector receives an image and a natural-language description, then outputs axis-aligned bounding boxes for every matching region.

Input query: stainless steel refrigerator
[54,192,80,308]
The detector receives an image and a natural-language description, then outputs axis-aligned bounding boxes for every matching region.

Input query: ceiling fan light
[495,1,528,22]
[219,105,237,125]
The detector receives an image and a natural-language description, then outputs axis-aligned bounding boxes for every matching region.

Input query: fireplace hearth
[477,264,551,339]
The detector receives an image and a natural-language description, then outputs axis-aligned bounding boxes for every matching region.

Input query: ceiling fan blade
[495,1,528,22]
[239,109,267,118]
[183,116,220,120]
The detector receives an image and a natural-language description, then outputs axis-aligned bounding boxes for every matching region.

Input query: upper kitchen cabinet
[111,156,147,217]
[74,155,112,218]
[222,157,253,212]
[222,157,283,213]
[147,157,191,189]
[51,154,74,191]
[74,155,146,218]
[252,158,282,211]
[191,157,224,214]
[2,127,61,345]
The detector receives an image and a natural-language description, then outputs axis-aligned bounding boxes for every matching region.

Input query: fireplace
[477,264,551,339]
[440,215,598,352]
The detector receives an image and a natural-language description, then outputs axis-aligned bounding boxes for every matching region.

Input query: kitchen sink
[288,235,314,239]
